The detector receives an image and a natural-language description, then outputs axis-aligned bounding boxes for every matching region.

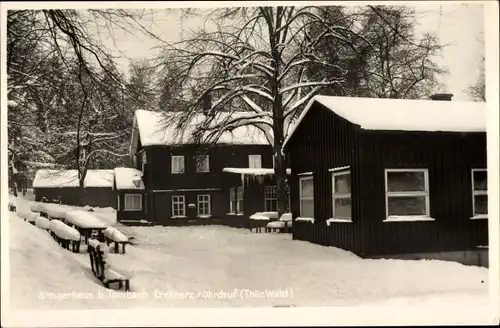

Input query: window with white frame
[229,187,244,214]
[471,169,488,217]
[172,195,186,217]
[198,194,211,216]
[171,155,185,174]
[124,194,142,211]
[299,176,314,217]
[385,169,430,217]
[332,171,352,219]
[196,155,210,173]
[264,186,278,212]
[248,154,262,169]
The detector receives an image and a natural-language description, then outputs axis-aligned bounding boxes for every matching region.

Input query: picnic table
[49,219,81,253]
[64,210,107,244]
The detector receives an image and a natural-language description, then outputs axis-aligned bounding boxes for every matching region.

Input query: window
[196,155,210,173]
[198,194,211,216]
[229,187,244,214]
[124,194,142,211]
[332,171,351,220]
[385,169,430,218]
[264,186,278,212]
[172,195,186,217]
[299,176,314,217]
[141,151,147,172]
[171,156,185,174]
[472,169,487,218]
[248,154,262,169]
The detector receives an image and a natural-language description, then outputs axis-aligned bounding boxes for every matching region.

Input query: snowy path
[8,210,490,312]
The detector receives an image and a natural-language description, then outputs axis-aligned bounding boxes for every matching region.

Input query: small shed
[33,169,116,208]
[113,167,146,223]
[282,94,488,266]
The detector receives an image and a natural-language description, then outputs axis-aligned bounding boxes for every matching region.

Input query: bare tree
[7,9,158,195]
[310,5,447,99]
[466,55,485,102]
[156,5,376,218]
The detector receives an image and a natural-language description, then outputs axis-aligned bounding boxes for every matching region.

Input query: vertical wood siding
[35,187,117,208]
[287,103,364,254]
[359,131,488,255]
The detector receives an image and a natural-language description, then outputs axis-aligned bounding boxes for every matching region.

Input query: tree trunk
[270,17,287,220]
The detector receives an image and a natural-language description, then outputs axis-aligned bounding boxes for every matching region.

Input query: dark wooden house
[129,108,285,227]
[33,169,116,208]
[282,94,489,266]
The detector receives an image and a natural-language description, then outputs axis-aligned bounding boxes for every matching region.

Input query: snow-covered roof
[33,169,114,188]
[222,168,292,175]
[113,167,145,190]
[132,110,270,150]
[283,95,487,149]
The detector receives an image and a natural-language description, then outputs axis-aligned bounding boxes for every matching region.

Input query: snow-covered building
[33,169,116,208]
[129,106,287,226]
[282,94,489,266]
[113,167,146,223]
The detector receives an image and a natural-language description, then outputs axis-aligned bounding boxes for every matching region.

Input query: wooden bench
[102,227,130,254]
[104,238,129,254]
[50,231,81,253]
[49,219,82,253]
[265,220,292,233]
[79,227,106,245]
[88,240,130,291]
[249,214,271,233]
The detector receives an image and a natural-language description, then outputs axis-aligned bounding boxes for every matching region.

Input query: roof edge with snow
[282,95,486,151]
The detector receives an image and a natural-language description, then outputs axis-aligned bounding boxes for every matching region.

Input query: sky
[95,2,485,101]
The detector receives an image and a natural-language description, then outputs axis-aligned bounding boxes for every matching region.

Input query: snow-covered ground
[5,194,496,324]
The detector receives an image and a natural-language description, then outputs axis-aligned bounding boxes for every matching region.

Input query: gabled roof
[33,169,114,188]
[282,95,486,150]
[130,110,271,153]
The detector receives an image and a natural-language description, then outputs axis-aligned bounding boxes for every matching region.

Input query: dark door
[154,192,169,225]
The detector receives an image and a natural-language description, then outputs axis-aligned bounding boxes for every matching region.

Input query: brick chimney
[202,93,212,116]
[429,93,454,101]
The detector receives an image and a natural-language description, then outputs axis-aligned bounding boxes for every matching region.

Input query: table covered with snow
[103,227,129,254]
[35,216,51,230]
[64,210,108,244]
[30,202,44,213]
[65,210,107,229]
[17,206,38,222]
[44,204,74,219]
[49,219,81,242]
